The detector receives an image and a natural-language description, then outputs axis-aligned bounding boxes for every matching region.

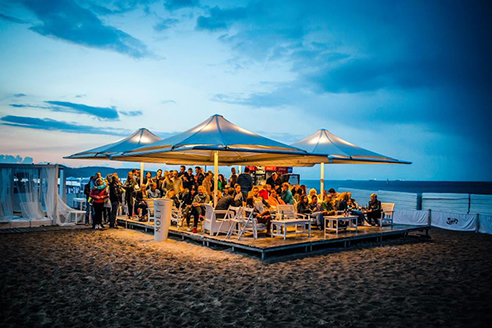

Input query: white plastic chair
[216,206,241,236]
[203,204,231,235]
[380,203,395,227]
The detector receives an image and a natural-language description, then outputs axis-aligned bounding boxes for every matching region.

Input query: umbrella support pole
[320,162,325,195]
[140,162,144,188]
[213,151,219,208]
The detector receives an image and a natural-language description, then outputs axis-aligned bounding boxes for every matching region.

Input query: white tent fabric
[0,168,13,220]
[431,211,477,231]
[14,169,45,220]
[65,128,162,159]
[393,209,429,226]
[479,215,492,235]
[291,129,411,164]
[41,167,57,224]
[113,114,320,166]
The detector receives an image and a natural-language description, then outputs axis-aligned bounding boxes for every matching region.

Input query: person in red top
[89,178,109,230]
[259,184,271,200]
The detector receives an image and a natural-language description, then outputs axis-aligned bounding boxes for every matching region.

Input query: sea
[301,180,492,195]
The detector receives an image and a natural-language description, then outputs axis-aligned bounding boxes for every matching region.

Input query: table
[324,215,358,237]
[72,198,86,210]
[270,219,311,240]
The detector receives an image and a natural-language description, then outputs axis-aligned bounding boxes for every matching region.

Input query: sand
[1,228,491,328]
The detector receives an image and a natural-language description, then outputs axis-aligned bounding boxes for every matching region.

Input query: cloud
[164,0,200,11]
[44,101,119,120]
[0,12,26,24]
[1,115,131,136]
[10,101,120,121]
[154,18,179,31]
[13,93,27,97]
[120,110,143,117]
[196,5,248,31]
[161,100,176,104]
[0,154,34,164]
[16,0,152,58]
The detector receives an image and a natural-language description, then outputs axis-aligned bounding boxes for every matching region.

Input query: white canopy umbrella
[113,115,320,206]
[65,128,162,186]
[291,129,411,194]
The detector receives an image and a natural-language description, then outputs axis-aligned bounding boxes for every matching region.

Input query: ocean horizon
[301,180,492,195]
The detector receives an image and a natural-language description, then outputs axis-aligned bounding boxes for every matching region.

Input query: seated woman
[346,193,365,225]
[245,197,272,237]
[307,188,318,203]
[190,186,210,233]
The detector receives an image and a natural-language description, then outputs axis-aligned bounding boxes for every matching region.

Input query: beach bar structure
[112,114,325,206]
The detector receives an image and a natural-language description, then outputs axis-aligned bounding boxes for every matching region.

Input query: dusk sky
[0,0,491,181]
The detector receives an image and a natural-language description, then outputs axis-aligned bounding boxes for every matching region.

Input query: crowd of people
[82,166,383,234]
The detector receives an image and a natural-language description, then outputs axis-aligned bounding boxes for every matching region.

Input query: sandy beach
[1,227,491,328]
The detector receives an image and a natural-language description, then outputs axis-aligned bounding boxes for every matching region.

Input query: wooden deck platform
[117,216,430,260]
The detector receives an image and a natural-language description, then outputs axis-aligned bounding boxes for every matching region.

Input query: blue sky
[0,0,491,181]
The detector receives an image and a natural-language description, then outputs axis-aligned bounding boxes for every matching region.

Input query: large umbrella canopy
[113,115,321,166]
[65,128,162,160]
[291,129,411,164]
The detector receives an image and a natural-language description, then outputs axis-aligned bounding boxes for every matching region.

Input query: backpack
[84,183,91,197]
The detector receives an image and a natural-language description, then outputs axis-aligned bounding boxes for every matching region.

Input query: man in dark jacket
[236,167,253,199]
[366,193,382,226]
[215,188,235,211]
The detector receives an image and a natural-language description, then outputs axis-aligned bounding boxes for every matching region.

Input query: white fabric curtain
[14,168,45,219]
[393,209,429,226]
[0,168,13,220]
[41,167,57,224]
[40,167,76,226]
[478,215,492,235]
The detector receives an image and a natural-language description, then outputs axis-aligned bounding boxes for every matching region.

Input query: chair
[203,204,232,235]
[380,203,395,227]
[276,204,307,220]
[226,207,267,240]
[216,206,241,236]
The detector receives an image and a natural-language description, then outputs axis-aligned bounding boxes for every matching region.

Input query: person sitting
[328,188,338,199]
[182,186,197,230]
[366,193,382,226]
[190,186,210,233]
[251,186,271,211]
[280,182,294,205]
[165,189,180,209]
[259,184,270,200]
[147,182,162,199]
[307,188,318,203]
[134,188,148,221]
[321,194,336,215]
[233,183,245,207]
[215,188,235,211]
[308,195,324,229]
[245,197,272,237]
[267,188,285,208]
[336,193,349,212]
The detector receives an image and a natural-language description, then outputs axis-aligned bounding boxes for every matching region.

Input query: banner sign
[431,211,477,231]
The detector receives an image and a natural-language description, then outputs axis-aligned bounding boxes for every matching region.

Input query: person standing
[90,178,109,230]
[236,167,253,199]
[83,176,94,225]
[195,166,205,187]
[109,175,122,228]
[171,170,183,194]
[124,171,138,218]
[229,167,238,187]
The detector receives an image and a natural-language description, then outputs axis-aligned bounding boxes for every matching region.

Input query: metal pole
[320,162,325,196]
[214,151,219,208]
[140,162,144,188]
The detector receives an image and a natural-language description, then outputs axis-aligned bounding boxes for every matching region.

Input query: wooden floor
[117,216,429,259]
